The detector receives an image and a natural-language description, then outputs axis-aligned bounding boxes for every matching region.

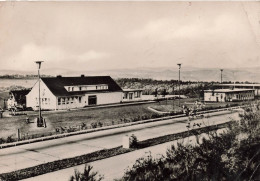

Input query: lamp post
[35,61,44,127]
[220,69,223,84]
[177,63,182,107]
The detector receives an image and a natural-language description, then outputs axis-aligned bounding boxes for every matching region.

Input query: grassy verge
[0,121,232,181]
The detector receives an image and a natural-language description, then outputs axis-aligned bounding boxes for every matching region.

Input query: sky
[0,1,260,73]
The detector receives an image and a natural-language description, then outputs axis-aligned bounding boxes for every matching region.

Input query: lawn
[0,102,157,139]
[151,98,254,113]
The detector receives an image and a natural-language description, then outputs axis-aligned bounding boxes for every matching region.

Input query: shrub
[6,136,14,143]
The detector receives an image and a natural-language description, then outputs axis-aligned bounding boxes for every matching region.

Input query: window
[72,87,74,91]
[79,87,82,91]
[58,98,61,105]
[68,87,71,91]
[79,97,82,103]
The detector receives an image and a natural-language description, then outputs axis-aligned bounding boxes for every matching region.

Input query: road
[24,129,226,181]
[0,110,240,175]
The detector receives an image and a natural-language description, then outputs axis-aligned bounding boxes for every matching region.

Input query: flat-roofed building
[122,89,143,102]
[216,84,260,96]
[204,89,255,102]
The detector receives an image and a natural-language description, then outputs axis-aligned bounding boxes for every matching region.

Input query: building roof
[217,84,260,88]
[41,76,123,97]
[204,89,255,93]
[10,89,31,104]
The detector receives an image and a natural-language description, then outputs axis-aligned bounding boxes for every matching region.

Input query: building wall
[122,91,142,102]
[26,80,57,110]
[55,92,123,110]
[204,92,226,102]
[204,91,255,102]
[90,92,122,105]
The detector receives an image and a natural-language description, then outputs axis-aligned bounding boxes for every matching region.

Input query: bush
[69,164,104,181]
[121,105,260,181]
[6,136,14,143]
[129,134,138,148]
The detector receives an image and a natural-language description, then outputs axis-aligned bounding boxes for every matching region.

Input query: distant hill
[0,67,259,82]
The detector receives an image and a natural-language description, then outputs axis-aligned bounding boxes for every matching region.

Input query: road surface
[0,110,240,175]
[24,129,226,181]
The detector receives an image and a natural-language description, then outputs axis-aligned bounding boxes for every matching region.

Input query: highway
[0,110,240,176]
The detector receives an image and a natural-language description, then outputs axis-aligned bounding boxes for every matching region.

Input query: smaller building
[204,89,254,102]
[216,83,260,96]
[122,89,143,102]
[7,89,31,110]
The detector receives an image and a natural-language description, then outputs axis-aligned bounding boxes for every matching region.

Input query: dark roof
[41,76,123,97]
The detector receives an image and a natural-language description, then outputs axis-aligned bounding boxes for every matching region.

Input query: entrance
[129,93,133,100]
[88,95,97,105]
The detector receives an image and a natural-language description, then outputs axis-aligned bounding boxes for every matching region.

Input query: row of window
[35,98,50,105]
[123,91,141,99]
[235,93,254,99]
[58,96,82,105]
[67,85,108,92]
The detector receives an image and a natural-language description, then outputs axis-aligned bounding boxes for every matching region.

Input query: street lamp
[35,61,44,127]
[177,63,182,107]
[220,69,223,84]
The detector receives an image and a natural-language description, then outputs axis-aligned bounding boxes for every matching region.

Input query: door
[88,95,97,105]
[129,93,133,100]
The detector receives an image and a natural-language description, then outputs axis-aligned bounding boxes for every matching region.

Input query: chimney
[81,74,85,78]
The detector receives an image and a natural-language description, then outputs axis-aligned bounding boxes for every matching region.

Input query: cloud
[77,50,110,62]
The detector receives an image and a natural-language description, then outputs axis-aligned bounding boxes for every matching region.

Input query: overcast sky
[0,2,260,73]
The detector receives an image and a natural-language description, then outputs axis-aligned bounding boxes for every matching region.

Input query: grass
[0,101,158,139]
[150,99,250,113]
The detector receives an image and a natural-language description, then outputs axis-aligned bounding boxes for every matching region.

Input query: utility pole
[177,63,182,107]
[35,61,44,127]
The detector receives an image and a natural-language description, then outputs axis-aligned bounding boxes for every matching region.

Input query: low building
[204,89,255,102]
[26,75,123,110]
[7,89,31,110]
[216,84,260,97]
[122,89,143,102]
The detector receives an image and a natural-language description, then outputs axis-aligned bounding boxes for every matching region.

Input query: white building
[217,84,260,97]
[26,75,123,110]
[122,89,143,102]
[204,89,255,102]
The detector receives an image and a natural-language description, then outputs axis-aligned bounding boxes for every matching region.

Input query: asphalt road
[0,110,240,175]
[24,129,226,181]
